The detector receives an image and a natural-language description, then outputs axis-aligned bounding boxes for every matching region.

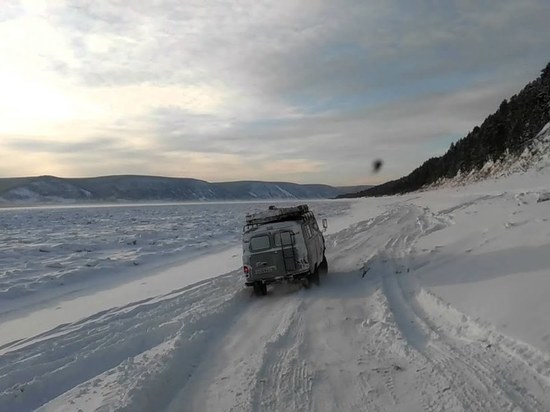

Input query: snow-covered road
[2,171,550,411]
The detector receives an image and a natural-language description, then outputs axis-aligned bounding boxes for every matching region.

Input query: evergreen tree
[340,61,550,198]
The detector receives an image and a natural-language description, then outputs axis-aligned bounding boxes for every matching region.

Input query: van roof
[243,219,301,235]
[245,204,309,226]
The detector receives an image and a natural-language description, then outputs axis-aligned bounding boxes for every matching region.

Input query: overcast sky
[1,0,549,185]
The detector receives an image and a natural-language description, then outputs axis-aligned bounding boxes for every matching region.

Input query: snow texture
[2,169,550,410]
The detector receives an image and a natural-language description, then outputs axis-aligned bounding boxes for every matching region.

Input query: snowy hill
[427,120,550,188]
[343,61,550,198]
[2,168,550,411]
[0,175,348,204]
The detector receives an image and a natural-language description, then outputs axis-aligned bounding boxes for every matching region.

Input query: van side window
[312,221,319,232]
[250,235,271,251]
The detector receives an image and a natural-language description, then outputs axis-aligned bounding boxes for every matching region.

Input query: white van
[242,205,328,295]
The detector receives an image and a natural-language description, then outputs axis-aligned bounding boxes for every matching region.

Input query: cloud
[129,77,520,184]
[0,0,549,184]
[2,136,121,154]
[0,0,23,22]
[49,1,550,94]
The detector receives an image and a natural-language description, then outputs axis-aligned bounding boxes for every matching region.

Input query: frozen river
[0,200,351,303]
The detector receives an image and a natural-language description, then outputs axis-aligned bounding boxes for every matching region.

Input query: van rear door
[249,234,283,279]
[274,231,297,273]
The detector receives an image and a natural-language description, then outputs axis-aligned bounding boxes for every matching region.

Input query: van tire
[254,282,267,296]
[312,267,320,286]
[319,256,328,276]
[301,276,311,289]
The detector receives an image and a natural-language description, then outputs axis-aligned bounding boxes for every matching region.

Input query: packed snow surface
[2,170,550,411]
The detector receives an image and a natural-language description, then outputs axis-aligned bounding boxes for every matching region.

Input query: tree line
[341,61,550,198]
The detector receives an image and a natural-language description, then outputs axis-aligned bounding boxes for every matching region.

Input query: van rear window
[250,235,271,251]
[274,231,293,246]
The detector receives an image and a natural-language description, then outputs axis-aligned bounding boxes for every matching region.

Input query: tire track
[377,203,550,411]
[0,272,244,412]
[251,308,313,412]
[408,279,550,412]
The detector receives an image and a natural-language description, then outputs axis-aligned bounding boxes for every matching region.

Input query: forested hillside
[342,62,550,198]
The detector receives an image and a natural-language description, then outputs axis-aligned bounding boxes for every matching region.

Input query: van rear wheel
[253,282,267,296]
[311,267,320,286]
[319,256,328,276]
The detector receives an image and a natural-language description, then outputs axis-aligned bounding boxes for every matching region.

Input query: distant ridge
[341,61,550,198]
[0,175,355,204]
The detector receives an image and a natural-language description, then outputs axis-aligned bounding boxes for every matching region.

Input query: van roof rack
[245,204,309,225]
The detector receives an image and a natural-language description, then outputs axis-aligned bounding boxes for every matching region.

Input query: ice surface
[0,201,349,303]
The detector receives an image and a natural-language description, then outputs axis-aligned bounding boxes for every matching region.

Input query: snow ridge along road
[3,180,550,411]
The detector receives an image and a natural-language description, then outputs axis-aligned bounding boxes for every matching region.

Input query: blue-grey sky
[1,0,549,185]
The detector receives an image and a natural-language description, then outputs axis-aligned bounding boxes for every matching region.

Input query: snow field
[2,173,550,410]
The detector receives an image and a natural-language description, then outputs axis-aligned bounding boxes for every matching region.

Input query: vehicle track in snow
[163,287,310,412]
[376,204,550,411]
[0,272,247,412]
[5,201,550,411]
[124,203,550,411]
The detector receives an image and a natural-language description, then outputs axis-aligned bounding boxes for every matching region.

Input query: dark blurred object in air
[372,159,383,173]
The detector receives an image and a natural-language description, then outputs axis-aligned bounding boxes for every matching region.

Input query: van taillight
[243,266,249,274]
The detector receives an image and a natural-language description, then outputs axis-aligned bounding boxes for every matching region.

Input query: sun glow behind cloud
[0,0,549,184]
